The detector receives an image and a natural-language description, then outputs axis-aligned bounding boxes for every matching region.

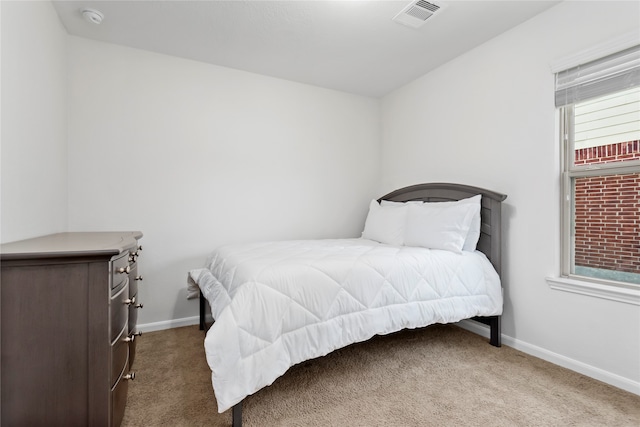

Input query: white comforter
[188,238,502,412]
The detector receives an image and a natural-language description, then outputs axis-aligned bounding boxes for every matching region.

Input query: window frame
[547,32,640,305]
[551,104,640,305]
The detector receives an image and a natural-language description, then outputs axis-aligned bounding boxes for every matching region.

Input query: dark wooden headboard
[378,183,507,276]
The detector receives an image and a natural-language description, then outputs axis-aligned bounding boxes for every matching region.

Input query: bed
[188,183,507,427]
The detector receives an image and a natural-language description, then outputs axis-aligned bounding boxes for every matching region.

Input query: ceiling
[51,0,561,98]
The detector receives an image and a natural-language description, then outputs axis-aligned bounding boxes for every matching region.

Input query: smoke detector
[81,8,104,25]
[392,0,445,29]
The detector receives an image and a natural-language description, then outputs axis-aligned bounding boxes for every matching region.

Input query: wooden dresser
[1,231,144,427]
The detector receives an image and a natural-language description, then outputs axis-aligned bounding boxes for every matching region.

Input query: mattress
[188,238,503,412]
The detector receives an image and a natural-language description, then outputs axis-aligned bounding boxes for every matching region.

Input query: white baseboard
[457,319,640,396]
[138,316,200,333]
[138,313,216,333]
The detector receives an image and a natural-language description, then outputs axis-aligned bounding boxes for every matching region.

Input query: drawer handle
[135,302,144,309]
[117,266,131,274]
[124,372,136,381]
[124,331,142,342]
[129,246,143,261]
[129,246,143,259]
[135,275,143,281]
[124,297,136,306]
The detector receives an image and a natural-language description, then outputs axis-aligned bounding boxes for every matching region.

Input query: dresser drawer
[112,252,131,290]
[127,292,140,369]
[110,281,129,344]
[128,262,138,297]
[111,369,129,427]
[128,293,140,333]
[129,335,138,369]
[111,328,129,388]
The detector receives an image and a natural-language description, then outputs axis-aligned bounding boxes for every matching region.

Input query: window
[551,43,640,303]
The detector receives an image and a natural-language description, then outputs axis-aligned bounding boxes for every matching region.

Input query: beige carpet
[122,324,640,426]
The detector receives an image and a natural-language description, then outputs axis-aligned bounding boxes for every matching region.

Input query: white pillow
[404,201,480,253]
[445,195,482,251]
[361,200,408,246]
[381,195,482,251]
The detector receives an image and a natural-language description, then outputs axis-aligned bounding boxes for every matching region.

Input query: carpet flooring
[121,324,640,426]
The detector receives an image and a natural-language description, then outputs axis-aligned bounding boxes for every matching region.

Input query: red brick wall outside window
[573,140,640,275]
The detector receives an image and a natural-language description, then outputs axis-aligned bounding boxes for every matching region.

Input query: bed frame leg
[232,402,242,427]
[489,316,501,347]
[199,290,206,331]
[472,315,501,347]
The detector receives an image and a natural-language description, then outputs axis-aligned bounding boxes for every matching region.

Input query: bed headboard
[378,183,507,276]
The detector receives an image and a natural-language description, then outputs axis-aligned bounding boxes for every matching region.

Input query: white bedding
[188,238,502,412]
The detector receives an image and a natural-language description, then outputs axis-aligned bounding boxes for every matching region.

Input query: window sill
[546,276,640,306]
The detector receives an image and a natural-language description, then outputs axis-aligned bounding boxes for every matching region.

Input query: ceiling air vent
[392,0,444,29]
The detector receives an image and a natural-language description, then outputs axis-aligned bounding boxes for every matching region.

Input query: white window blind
[555,44,640,107]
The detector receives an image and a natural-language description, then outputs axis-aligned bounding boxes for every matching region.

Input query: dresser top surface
[1,231,143,260]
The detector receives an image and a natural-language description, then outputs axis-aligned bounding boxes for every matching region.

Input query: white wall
[66,37,381,326]
[1,1,68,243]
[381,1,640,393]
